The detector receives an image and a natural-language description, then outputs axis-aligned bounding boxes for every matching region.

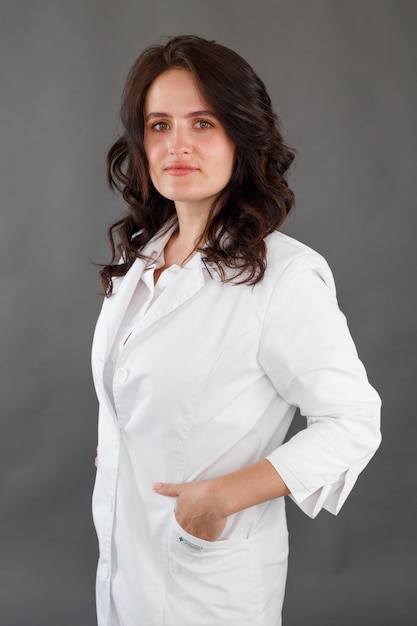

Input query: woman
[92,35,381,626]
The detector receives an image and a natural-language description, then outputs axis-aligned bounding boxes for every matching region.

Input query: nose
[167,126,192,155]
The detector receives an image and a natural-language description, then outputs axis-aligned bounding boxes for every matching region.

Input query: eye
[151,121,170,131]
[194,120,213,129]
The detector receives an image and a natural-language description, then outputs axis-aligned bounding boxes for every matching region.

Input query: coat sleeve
[258,253,381,518]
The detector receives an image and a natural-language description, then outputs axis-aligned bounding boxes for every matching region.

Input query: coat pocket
[164,516,260,625]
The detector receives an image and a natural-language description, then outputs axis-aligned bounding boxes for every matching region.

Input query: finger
[153,482,182,497]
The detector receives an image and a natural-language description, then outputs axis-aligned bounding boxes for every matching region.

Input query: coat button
[116,367,128,382]
[106,497,113,512]
[101,564,110,580]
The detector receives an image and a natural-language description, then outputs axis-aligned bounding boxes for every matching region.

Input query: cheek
[220,136,236,168]
[223,146,236,177]
[143,134,160,164]
[143,137,152,163]
[144,146,160,179]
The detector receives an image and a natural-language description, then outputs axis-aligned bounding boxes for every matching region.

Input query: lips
[165,164,199,176]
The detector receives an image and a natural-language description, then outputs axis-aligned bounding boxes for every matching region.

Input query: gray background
[1,1,415,624]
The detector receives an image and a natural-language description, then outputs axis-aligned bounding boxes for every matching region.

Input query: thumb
[153,482,182,497]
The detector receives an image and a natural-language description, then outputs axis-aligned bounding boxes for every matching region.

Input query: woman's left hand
[153,460,290,542]
[153,480,227,541]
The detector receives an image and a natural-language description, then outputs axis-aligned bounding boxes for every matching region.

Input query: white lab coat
[91,223,381,626]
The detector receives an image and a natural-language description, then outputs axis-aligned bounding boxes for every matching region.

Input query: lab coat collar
[102,219,207,361]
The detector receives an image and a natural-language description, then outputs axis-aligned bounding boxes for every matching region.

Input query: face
[143,69,235,214]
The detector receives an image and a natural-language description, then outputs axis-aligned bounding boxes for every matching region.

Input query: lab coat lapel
[101,221,178,362]
[131,253,205,337]
[100,220,207,357]
[101,257,147,362]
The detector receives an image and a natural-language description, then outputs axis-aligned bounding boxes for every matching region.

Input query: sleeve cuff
[267,449,360,519]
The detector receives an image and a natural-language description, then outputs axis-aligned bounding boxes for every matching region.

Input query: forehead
[144,69,209,114]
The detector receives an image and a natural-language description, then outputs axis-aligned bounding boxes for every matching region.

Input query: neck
[173,200,214,249]
[161,202,212,269]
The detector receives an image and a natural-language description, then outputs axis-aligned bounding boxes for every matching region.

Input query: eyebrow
[145,109,218,122]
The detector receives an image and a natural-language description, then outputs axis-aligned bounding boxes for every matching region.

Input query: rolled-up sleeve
[259,253,381,518]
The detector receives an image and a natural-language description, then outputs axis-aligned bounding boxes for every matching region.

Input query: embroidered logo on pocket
[178,535,203,552]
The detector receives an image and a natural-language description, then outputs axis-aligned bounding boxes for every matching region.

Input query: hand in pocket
[153,479,227,541]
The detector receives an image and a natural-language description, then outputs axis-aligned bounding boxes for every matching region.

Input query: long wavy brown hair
[101,35,295,295]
